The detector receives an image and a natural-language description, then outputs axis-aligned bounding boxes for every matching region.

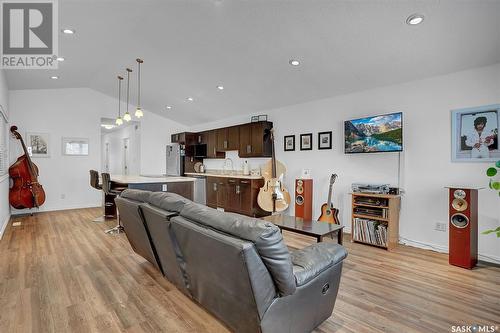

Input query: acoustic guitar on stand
[318,174,340,224]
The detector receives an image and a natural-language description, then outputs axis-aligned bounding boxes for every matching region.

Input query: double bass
[9,126,46,209]
[257,128,291,212]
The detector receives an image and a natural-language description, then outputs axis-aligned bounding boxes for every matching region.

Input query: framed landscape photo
[62,137,89,156]
[300,133,313,151]
[284,135,295,151]
[26,132,50,158]
[318,131,332,150]
[451,104,499,162]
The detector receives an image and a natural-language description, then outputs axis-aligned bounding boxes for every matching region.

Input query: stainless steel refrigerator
[166,143,184,176]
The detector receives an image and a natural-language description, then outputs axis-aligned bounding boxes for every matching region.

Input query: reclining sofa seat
[116,189,348,333]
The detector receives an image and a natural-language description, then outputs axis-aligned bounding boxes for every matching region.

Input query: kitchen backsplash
[202,151,271,173]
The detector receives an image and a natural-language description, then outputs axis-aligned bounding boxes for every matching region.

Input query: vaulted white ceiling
[6,0,500,125]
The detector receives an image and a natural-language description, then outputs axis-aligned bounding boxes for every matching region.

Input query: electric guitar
[318,174,340,224]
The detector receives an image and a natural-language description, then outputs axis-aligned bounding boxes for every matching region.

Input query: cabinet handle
[213,147,216,155]
[224,140,228,149]
[247,145,251,153]
[236,185,240,194]
[228,179,236,183]
[240,180,250,184]
[213,183,217,191]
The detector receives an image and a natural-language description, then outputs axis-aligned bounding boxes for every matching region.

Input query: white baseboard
[344,231,500,265]
[0,213,10,240]
[11,203,101,216]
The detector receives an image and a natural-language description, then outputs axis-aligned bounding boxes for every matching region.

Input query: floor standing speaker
[295,179,313,220]
[447,187,480,269]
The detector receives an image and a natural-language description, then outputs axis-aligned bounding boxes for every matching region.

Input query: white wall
[101,122,141,175]
[0,70,9,238]
[9,88,186,213]
[191,63,500,263]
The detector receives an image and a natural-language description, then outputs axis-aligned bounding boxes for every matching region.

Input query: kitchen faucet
[224,158,234,173]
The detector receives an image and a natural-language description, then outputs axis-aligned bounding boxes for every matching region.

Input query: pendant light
[115,76,124,125]
[123,68,132,122]
[135,58,144,118]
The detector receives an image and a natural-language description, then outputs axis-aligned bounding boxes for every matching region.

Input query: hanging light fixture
[115,76,124,125]
[135,58,144,118]
[123,68,133,122]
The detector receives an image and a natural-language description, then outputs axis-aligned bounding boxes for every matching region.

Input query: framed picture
[318,131,332,150]
[62,137,89,156]
[26,132,50,158]
[284,135,295,151]
[300,133,313,150]
[451,104,499,162]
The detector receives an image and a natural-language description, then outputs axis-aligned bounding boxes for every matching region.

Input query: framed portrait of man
[451,104,499,162]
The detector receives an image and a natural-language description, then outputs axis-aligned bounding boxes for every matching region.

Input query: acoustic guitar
[257,128,291,212]
[318,174,340,224]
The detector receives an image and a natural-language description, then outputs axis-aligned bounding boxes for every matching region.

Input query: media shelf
[350,193,401,250]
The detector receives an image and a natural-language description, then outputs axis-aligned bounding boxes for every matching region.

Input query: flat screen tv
[344,112,403,153]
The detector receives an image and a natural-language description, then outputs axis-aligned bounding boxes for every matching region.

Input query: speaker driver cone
[451,213,469,228]
[296,195,304,205]
[452,198,468,212]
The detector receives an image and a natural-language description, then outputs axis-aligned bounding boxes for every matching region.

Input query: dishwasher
[192,176,206,205]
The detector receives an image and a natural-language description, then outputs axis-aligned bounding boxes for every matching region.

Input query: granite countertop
[111,175,197,184]
[185,170,263,180]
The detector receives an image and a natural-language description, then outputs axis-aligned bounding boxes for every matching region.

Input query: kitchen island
[111,175,197,200]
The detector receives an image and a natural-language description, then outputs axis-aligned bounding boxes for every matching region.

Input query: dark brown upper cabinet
[239,121,273,158]
[172,121,272,159]
[216,126,239,151]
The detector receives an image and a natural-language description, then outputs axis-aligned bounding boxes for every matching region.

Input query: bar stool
[89,170,108,223]
[102,173,126,234]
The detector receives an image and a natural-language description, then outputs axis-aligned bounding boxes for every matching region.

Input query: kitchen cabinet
[206,130,225,159]
[206,177,218,208]
[204,176,267,217]
[239,121,273,157]
[216,126,239,151]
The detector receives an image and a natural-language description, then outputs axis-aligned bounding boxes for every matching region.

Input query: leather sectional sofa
[115,189,348,333]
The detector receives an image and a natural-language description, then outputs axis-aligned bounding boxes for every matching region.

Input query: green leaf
[492,182,500,190]
[486,167,497,177]
[496,160,500,168]
[482,229,495,234]
[496,231,500,238]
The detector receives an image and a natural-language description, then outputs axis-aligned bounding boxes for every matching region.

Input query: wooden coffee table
[262,214,344,244]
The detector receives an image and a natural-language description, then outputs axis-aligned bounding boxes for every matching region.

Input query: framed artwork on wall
[62,137,89,156]
[284,135,295,151]
[26,132,50,158]
[451,104,499,162]
[300,133,313,151]
[318,131,332,150]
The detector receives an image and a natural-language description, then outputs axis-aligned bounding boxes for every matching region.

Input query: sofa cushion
[179,202,296,296]
[148,191,191,213]
[120,189,151,202]
[291,243,347,287]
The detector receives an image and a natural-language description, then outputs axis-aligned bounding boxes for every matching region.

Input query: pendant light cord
[137,60,141,108]
[117,76,122,117]
[126,69,131,113]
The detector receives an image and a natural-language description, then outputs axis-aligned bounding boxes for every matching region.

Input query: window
[62,137,89,156]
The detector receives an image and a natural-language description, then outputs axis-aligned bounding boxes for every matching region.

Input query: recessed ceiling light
[217,85,224,90]
[50,76,59,80]
[56,57,65,62]
[62,29,75,34]
[289,59,300,66]
[406,14,424,25]
[166,106,172,110]
[187,97,194,101]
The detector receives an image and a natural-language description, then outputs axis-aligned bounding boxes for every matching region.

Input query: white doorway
[123,138,130,175]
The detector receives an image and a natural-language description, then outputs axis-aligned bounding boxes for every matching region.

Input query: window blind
[0,106,7,176]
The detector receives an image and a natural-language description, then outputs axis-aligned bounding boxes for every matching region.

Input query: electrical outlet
[435,222,447,232]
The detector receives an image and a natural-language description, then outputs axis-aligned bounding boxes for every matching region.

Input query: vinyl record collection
[353,218,388,247]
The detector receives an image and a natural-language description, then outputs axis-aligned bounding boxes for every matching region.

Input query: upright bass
[9,126,46,209]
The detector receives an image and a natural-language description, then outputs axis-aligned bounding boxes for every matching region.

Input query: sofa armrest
[291,243,347,287]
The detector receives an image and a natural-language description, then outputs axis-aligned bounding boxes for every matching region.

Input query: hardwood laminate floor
[0,208,499,333]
